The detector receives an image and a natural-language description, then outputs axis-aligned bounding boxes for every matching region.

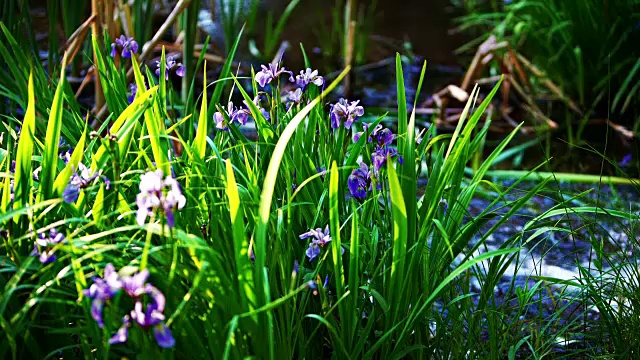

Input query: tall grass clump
[0,23,606,357]
[455,0,640,144]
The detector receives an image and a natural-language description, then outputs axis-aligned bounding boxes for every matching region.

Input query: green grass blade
[160,46,167,105]
[53,124,86,196]
[133,53,169,175]
[387,156,407,326]
[231,75,275,144]
[92,183,105,226]
[1,150,11,213]
[395,53,407,154]
[193,62,208,159]
[39,56,67,201]
[13,71,36,213]
[224,159,256,315]
[347,200,360,346]
[329,160,348,347]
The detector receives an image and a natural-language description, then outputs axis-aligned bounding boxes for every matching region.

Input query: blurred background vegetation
[1,0,639,172]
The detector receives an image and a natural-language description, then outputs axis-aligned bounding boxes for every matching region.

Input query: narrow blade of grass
[39,55,67,201]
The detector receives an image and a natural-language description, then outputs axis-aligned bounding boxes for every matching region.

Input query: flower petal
[154,323,176,348]
[90,299,105,328]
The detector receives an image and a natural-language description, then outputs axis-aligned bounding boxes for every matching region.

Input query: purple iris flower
[619,154,632,168]
[30,228,66,264]
[439,198,448,214]
[255,63,293,88]
[130,300,165,328]
[353,123,395,146]
[371,126,394,148]
[348,161,373,201]
[243,95,270,120]
[5,161,15,203]
[136,169,186,228]
[155,56,185,80]
[299,225,335,262]
[214,102,252,131]
[372,147,403,175]
[291,170,298,191]
[83,263,122,328]
[58,136,70,155]
[354,124,402,174]
[153,323,176,348]
[111,35,138,58]
[63,162,110,203]
[109,315,131,345]
[353,122,373,143]
[330,98,364,129]
[86,264,175,348]
[8,179,14,202]
[84,264,122,300]
[316,166,327,181]
[415,129,427,145]
[285,88,303,107]
[294,68,324,88]
[121,269,150,298]
[129,299,175,348]
[128,84,138,104]
[59,151,71,164]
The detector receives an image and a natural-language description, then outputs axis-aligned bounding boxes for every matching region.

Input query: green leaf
[395,53,408,155]
[329,160,348,347]
[224,159,256,316]
[1,150,12,214]
[92,183,105,226]
[53,124,86,197]
[387,156,407,325]
[347,200,360,347]
[39,55,67,201]
[13,71,36,213]
[159,46,167,106]
[194,62,208,159]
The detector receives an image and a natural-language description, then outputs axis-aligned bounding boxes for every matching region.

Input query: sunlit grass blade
[386,156,407,327]
[127,55,169,174]
[400,59,425,251]
[395,53,407,155]
[39,55,67,201]
[328,160,348,347]
[224,159,256,316]
[232,75,274,144]
[0,199,62,226]
[91,87,158,169]
[159,46,167,105]
[53,123,86,197]
[193,61,208,159]
[13,71,36,215]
